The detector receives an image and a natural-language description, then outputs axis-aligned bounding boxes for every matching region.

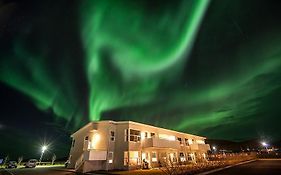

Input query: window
[177,137,183,144]
[129,129,141,142]
[185,138,189,146]
[151,133,155,137]
[110,131,115,141]
[108,152,114,163]
[179,152,186,162]
[84,136,89,150]
[124,129,129,142]
[145,132,148,138]
[159,134,175,141]
[196,140,205,144]
[124,152,129,165]
[72,139,75,147]
[169,153,177,162]
[188,139,193,145]
[151,152,157,162]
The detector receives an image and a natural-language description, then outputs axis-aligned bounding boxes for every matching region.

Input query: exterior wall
[113,122,129,170]
[127,122,209,168]
[68,123,94,168]
[68,120,210,172]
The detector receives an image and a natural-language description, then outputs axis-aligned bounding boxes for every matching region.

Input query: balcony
[190,143,211,151]
[142,138,180,149]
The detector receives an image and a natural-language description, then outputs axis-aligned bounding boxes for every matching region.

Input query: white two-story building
[67,120,210,173]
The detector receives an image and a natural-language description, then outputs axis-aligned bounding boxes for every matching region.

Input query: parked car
[6,161,17,168]
[25,159,37,168]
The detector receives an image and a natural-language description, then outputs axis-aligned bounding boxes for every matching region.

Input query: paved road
[1,160,281,175]
[0,166,77,175]
[209,160,281,175]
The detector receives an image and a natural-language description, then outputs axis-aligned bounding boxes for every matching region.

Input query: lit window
[196,140,205,144]
[124,152,129,165]
[151,152,157,162]
[159,134,176,141]
[179,152,186,161]
[108,152,114,163]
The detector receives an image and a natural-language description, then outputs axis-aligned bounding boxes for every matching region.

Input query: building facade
[67,120,210,173]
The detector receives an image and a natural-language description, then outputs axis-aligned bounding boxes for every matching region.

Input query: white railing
[190,143,211,151]
[142,138,180,149]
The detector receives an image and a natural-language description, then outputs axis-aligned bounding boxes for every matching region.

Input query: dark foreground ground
[0,166,77,175]
[1,160,281,175]
[209,159,281,175]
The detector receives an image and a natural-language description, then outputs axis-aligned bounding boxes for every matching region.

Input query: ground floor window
[124,151,141,166]
[188,153,196,161]
[129,151,140,165]
[108,152,113,163]
[124,152,129,165]
[151,152,157,162]
[169,152,177,162]
[179,152,186,162]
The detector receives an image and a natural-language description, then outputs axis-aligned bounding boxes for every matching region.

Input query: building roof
[71,120,206,139]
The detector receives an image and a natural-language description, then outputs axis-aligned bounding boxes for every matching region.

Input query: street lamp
[261,142,268,152]
[212,146,217,154]
[261,142,267,147]
[39,145,48,165]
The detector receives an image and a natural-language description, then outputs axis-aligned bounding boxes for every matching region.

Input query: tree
[18,156,23,165]
[51,154,56,165]
[4,155,9,165]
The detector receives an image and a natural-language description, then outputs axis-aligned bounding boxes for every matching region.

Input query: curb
[196,159,257,175]
[258,158,281,161]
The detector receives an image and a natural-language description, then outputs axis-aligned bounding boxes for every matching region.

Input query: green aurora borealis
[81,0,210,121]
[1,0,281,143]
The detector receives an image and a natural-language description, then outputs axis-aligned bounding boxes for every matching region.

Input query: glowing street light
[261,141,268,152]
[261,142,267,147]
[212,146,217,154]
[39,145,48,164]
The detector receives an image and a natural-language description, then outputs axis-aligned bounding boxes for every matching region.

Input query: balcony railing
[190,143,211,151]
[142,138,180,149]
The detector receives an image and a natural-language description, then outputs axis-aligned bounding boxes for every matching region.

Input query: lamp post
[212,146,217,154]
[261,142,268,152]
[39,145,47,165]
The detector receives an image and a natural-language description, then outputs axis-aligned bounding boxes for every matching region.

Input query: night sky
[1,0,281,159]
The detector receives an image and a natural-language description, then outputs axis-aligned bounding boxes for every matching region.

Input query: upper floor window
[130,129,141,142]
[110,131,115,141]
[124,129,129,142]
[196,139,205,144]
[151,133,155,138]
[85,136,89,141]
[185,138,189,146]
[177,137,183,144]
[72,139,75,147]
